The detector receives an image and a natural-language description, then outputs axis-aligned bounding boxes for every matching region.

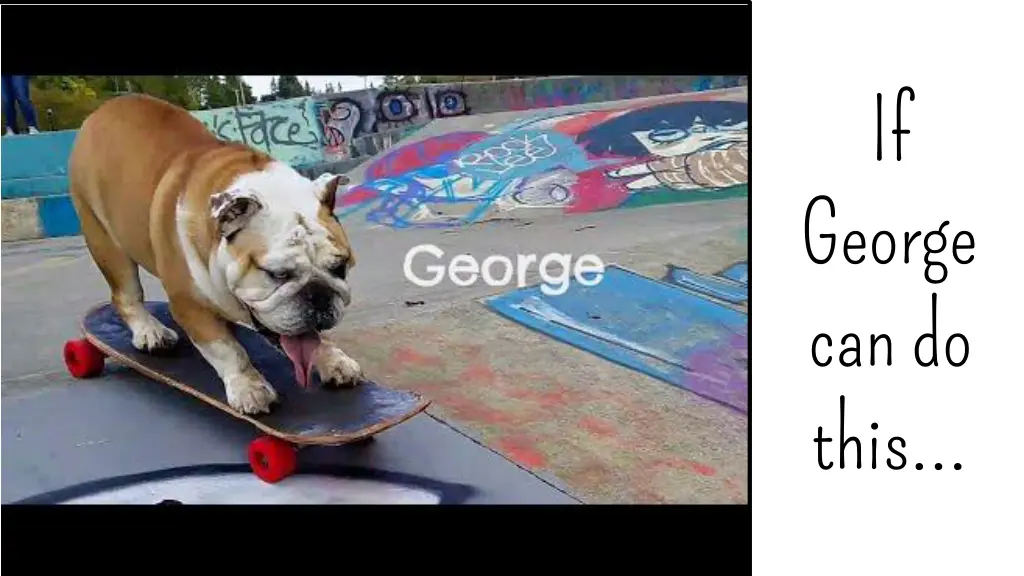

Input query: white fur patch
[126,311,179,352]
[176,161,352,335]
[313,343,363,387]
[175,204,251,325]
[192,338,278,415]
[228,162,330,235]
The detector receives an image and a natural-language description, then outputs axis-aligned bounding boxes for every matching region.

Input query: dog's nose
[304,282,333,313]
[302,282,337,331]
[313,312,336,331]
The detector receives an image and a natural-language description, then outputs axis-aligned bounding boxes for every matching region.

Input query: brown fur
[68,94,342,348]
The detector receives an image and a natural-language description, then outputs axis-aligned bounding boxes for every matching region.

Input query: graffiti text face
[403,244,605,296]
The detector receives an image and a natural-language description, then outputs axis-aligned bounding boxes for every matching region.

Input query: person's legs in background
[1,75,19,136]
[9,75,40,134]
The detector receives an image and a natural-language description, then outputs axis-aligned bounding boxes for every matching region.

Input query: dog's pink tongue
[279,334,321,388]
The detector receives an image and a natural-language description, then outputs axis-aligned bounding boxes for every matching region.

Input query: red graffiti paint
[496,436,548,469]
[390,346,444,368]
[364,131,488,179]
[565,165,634,214]
[505,387,581,409]
[337,185,379,208]
[459,363,498,385]
[437,395,520,426]
[535,391,573,408]
[578,416,618,438]
[686,461,718,477]
[653,457,718,477]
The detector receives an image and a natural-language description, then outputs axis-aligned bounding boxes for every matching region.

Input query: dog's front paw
[225,372,279,415]
[314,345,363,388]
[129,315,179,353]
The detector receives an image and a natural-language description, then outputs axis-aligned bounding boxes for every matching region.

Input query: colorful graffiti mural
[187,76,745,167]
[3,76,747,242]
[189,95,434,167]
[315,87,471,162]
[478,75,743,112]
[339,96,749,228]
[191,99,323,166]
[180,76,749,169]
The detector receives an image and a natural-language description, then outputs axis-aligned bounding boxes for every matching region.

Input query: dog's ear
[210,188,263,239]
[312,172,350,209]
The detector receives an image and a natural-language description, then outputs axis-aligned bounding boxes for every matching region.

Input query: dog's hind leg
[71,195,179,353]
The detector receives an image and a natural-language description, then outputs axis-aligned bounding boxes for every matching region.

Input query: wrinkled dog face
[210,165,355,337]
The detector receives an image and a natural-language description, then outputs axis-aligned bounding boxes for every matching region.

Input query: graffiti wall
[1,75,747,242]
[191,99,323,167]
[316,86,471,162]
[190,75,746,168]
[338,92,749,228]
[463,75,743,112]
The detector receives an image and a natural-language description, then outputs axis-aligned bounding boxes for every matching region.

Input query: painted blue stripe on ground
[664,265,748,304]
[483,265,748,413]
[719,261,748,285]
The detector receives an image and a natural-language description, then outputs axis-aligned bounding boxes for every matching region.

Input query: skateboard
[62,301,430,484]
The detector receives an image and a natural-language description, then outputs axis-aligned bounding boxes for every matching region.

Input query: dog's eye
[266,269,293,282]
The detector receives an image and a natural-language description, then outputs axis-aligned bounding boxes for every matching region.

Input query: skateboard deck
[65,302,429,466]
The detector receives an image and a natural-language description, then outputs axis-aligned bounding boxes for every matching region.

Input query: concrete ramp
[336,87,748,229]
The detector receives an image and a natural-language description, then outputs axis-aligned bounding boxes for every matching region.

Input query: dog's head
[209,164,355,385]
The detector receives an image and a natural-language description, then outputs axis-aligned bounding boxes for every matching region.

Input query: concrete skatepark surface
[2,88,749,504]
[2,376,575,504]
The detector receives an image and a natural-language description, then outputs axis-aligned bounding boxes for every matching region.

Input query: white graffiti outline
[454,133,558,177]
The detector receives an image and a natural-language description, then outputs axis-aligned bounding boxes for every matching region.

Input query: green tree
[201,76,238,109]
[224,75,255,105]
[382,75,416,89]
[275,75,307,99]
[12,78,104,131]
[2,75,260,132]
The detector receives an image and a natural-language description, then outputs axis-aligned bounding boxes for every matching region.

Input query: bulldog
[68,94,362,415]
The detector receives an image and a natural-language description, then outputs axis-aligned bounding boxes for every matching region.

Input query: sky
[243,76,386,97]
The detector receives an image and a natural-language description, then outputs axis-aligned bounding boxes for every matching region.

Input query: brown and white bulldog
[68,94,362,415]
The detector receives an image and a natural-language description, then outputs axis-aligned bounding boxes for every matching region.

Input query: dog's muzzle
[300,281,337,332]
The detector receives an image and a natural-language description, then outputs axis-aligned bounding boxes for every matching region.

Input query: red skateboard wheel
[248,436,297,483]
[64,338,105,378]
